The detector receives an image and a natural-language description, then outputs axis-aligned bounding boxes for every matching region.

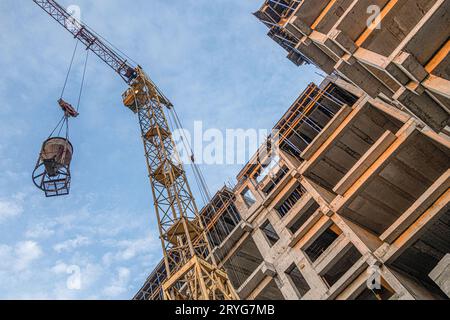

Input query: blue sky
[0,0,321,299]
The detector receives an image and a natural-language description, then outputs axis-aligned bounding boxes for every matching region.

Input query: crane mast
[33,0,237,300]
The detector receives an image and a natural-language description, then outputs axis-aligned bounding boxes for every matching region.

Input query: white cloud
[0,199,23,223]
[51,261,70,274]
[26,224,55,239]
[15,241,43,271]
[103,267,130,298]
[51,261,103,293]
[53,236,91,253]
[0,241,43,272]
[102,236,156,265]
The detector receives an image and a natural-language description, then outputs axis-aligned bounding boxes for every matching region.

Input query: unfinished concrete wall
[136,75,449,300]
[210,76,450,300]
[136,2,450,299]
[255,0,450,134]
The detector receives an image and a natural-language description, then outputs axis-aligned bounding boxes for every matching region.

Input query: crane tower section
[33,0,237,300]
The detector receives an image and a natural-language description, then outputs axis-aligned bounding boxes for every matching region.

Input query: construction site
[134,0,450,300]
[5,0,447,302]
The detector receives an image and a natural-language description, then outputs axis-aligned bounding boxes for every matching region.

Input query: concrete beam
[329,29,357,54]
[296,40,336,74]
[287,15,312,36]
[335,59,392,98]
[393,87,449,132]
[393,51,428,83]
[334,130,396,195]
[369,98,411,124]
[334,215,384,253]
[423,75,450,100]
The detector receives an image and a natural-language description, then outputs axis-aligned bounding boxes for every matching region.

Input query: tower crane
[32,0,238,300]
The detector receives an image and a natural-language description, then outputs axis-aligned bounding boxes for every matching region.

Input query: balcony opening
[285,264,311,298]
[241,187,256,208]
[355,279,395,300]
[202,189,242,248]
[206,203,242,248]
[321,246,363,288]
[255,155,280,184]
[254,278,285,300]
[322,246,362,287]
[253,155,290,195]
[223,238,264,290]
[304,224,343,263]
[390,208,450,299]
[278,84,349,160]
[275,184,307,218]
[262,166,289,195]
[261,220,280,247]
[288,199,320,234]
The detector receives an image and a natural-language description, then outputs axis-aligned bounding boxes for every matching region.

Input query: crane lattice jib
[33,0,237,300]
[33,0,134,82]
[32,0,172,106]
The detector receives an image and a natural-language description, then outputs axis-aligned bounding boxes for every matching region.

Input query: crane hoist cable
[76,49,89,112]
[50,41,89,140]
[60,41,78,99]
[61,40,90,112]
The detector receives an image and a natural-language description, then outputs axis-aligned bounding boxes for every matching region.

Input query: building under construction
[135,0,450,300]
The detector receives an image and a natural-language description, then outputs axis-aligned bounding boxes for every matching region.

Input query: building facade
[136,76,449,300]
[135,0,450,300]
